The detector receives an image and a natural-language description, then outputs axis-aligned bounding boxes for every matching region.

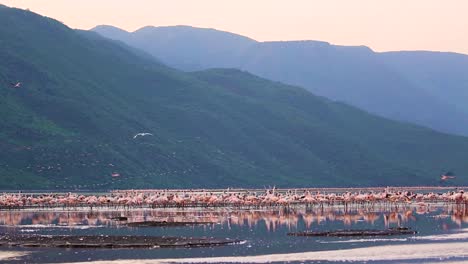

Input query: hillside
[380,51,468,117]
[92,25,468,136]
[2,6,468,189]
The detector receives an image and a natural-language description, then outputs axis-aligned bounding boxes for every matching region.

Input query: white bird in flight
[133,133,153,139]
[10,82,22,88]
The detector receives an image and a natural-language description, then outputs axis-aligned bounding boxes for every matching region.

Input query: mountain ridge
[92,24,468,136]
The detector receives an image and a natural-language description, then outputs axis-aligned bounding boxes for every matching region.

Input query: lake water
[0,204,467,263]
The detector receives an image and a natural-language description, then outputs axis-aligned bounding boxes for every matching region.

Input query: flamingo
[0,187,466,210]
[441,175,456,181]
[441,171,456,181]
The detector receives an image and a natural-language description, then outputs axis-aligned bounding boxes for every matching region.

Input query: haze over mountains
[93,25,468,136]
[2,5,468,189]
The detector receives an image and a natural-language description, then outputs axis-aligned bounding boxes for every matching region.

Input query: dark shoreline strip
[288,228,417,237]
[0,234,241,248]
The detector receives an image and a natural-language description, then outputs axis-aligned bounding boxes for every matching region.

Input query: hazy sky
[3,0,468,54]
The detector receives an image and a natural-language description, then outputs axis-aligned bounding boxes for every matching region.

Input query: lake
[0,201,467,263]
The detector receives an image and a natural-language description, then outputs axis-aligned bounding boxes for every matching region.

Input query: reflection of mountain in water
[0,206,466,231]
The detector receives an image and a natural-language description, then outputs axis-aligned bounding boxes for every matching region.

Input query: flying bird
[10,82,22,88]
[440,175,456,181]
[440,171,456,181]
[133,132,153,139]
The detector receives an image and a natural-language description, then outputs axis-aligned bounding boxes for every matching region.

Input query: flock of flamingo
[0,188,467,209]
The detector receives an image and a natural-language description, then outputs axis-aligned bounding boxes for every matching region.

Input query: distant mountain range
[93,25,468,136]
[1,5,468,189]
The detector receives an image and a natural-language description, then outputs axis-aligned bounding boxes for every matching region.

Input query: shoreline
[1,186,466,195]
[0,251,29,261]
[113,185,468,193]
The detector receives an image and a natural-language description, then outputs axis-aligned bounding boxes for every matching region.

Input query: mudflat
[0,234,240,248]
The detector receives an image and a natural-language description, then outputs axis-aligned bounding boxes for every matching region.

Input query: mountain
[92,25,468,136]
[93,25,256,71]
[2,6,468,190]
[379,51,468,118]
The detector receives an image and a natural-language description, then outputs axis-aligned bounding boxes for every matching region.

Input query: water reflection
[0,205,466,231]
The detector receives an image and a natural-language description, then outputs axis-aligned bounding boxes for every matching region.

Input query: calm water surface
[0,204,467,263]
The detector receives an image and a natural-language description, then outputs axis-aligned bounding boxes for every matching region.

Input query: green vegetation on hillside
[1,6,468,189]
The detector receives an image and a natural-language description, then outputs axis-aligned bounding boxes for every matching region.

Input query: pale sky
[2,0,468,54]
